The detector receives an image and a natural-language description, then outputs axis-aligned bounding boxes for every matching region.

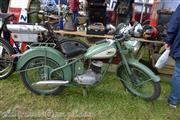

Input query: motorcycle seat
[56,41,87,59]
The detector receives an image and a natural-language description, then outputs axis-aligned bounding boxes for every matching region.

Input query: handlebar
[113,34,128,42]
[6,14,14,21]
[0,13,15,22]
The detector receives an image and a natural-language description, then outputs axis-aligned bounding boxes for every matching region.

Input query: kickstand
[82,87,88,97]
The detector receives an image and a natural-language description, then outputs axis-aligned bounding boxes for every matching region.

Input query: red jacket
[69,0,80,12]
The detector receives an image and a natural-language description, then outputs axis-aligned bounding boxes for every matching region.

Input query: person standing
[0,0,10,13]
[69,0,80,24]
[106,0,118,24]
[115,0,135,24]
[164,4,180,108]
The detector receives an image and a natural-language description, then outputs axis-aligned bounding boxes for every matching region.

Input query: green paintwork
[74,61,84,75]
[15,37,161,99]
[124,40,134,50]
[118,59,160,82]
[85,40,116,59]
[16,46,72,81]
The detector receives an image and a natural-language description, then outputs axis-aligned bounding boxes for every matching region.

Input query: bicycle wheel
[117,64,161,101]
[0,38,15,80]
[20,57,65,95]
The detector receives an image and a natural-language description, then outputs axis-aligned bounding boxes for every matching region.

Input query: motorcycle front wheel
[117,64,161,101]
[0,38,15,80]
[20,57,65,95]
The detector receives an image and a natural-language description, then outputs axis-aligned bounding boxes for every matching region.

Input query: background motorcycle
[0,11,89,80]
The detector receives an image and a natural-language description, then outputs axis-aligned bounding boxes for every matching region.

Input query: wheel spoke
[135,78,153,87]
[21,57,64,95]
[118,64,160,100]
[0,40,14,79]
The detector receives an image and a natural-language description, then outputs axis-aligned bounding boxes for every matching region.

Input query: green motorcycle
[16,34,161,101]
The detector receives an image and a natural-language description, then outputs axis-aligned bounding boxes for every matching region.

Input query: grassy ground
[0,72,179,120]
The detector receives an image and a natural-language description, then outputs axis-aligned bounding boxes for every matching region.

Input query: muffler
[32,80,69,88]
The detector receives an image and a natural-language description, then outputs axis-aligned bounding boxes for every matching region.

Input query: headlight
[124,40,141,53]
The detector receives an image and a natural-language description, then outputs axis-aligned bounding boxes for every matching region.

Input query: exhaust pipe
[32,80,69,88]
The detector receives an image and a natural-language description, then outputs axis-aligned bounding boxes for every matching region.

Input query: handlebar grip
[114,34,124,39]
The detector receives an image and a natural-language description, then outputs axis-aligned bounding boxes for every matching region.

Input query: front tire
[117,64,161,101]
[20,57,65,95]
[0,38,15,80]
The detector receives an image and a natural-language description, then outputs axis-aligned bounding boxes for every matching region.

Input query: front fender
[16,46,72,81]
[118,59,160,82]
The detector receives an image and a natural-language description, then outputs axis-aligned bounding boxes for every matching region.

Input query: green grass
[0,73,179,120]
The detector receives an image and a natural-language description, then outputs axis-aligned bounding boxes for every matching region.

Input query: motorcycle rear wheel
[20,57,65,95]
[117,64,161,101]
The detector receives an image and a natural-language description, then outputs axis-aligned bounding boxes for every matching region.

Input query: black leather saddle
[55,39,88,59]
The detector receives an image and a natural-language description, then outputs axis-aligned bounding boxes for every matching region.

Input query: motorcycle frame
[47,38,133,84]
[16,35,160,88]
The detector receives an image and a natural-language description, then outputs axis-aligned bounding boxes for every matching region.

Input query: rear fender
[16,46,72,81]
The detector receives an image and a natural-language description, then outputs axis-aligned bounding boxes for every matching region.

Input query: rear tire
[20,57,65,95]
[0,38,15,80]
[117,64,161,101]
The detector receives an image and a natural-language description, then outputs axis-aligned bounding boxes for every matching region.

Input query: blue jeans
[72,11,79,25]
[168,58,180,104]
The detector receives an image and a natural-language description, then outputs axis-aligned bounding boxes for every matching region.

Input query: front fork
[120,54,141,85]
[116,41,132,75]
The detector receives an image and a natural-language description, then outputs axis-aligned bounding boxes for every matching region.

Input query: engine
[74,61,103,85]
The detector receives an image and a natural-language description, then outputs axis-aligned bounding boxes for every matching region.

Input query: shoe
[167,99,177,108]
[168,103,177,108]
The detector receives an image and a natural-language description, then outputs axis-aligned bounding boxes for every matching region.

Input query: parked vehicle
[0,11,89,80]
[17,33,161,101]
